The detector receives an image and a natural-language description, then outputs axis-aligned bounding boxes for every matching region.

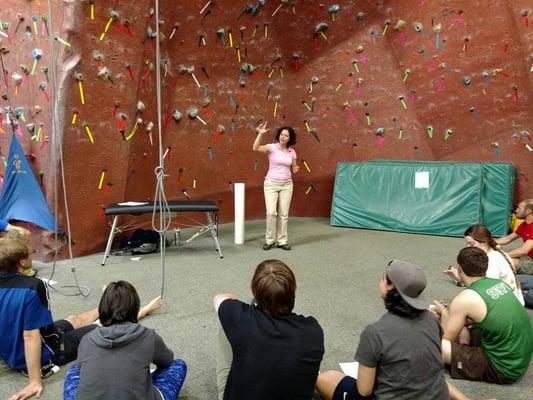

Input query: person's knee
[317,370,341,384]
[315,370,345,400]
[171,359,187,370]
[266,210,278,218]
[64,315,77,325]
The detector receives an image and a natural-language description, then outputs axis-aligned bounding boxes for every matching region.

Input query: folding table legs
[101,216,119,266]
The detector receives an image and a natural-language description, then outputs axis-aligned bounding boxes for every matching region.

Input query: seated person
[3,231,37,277]
[316,260,467,400]
[63,281,186,400]
[213,259,324,400]
[496,199,533,273]
[0,236,161,400]
[432,247,533,384]
[0,224,34,276]
[444,224,524,305]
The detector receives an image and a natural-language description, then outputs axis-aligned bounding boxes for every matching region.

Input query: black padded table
[101,200,222,265]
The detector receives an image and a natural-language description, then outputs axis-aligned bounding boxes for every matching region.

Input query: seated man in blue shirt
[0,236,161,400]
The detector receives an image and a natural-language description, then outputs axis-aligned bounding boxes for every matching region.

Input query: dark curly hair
[275,126,297,147]
[383,274,424,319]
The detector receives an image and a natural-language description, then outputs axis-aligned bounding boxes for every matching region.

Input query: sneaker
[263,243,276,250]
[20,362,60,379]
[277,244,291,251]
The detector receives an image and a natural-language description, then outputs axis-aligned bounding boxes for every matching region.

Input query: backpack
[121,229,160,254]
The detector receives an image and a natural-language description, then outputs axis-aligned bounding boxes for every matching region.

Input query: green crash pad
[330,161,514,237]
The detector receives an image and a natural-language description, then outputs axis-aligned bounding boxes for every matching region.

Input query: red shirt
[516,220,533,258]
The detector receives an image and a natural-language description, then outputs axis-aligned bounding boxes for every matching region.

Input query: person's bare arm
[9,329,44,400]
[252,122,270,153]
[291,158,299,174]
[506,239,533,258]
[433,294,471,341]
[447,381,470,400]
[213,293,237,313]
[495,232,519,246]
[356,364,376,396]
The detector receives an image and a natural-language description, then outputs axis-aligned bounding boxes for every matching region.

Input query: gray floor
[1,217,532,399]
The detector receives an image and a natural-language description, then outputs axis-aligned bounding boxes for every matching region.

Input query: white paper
[415,171,429,189]
[117,201,149,206]
[339,361,359,378]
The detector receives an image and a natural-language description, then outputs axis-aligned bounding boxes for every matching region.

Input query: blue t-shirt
[0,219,8,231]
[0,273,54,369]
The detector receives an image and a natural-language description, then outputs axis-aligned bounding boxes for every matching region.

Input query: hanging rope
[150,0,171,299]
[45,0,89,296]
[0,1,89,296]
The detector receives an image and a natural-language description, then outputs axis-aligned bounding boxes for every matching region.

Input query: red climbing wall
[0,0,532,258]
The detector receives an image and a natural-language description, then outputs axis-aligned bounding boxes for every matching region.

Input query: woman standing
[253,122,299,250]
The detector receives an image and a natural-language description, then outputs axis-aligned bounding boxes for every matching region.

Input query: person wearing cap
[316,260,467,400]
[432,247,533,384]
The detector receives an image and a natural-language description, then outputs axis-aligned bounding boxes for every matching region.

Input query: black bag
[120,229,160,254]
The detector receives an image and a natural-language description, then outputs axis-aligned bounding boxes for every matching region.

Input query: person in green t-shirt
[431,247,533,383]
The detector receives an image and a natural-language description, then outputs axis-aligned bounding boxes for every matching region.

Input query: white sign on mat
[415,171,429,189]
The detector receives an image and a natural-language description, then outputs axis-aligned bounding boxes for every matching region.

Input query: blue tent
[0,134,60,232]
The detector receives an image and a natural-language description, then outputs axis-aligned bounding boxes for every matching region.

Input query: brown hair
[98,281,140,327]
[251,259,296,316]
[457,247,488,277]
[464,224,497,249]
[0,237,29,273]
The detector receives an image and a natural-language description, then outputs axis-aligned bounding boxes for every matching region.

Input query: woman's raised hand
[256,121,269,135]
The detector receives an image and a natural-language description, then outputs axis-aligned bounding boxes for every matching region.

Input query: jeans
[518,274,533,308]
[63,359,187,400]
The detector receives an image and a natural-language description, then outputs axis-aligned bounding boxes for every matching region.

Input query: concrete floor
[1,217,532,399]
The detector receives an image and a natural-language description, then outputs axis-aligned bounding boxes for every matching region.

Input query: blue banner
[0,135,60,232]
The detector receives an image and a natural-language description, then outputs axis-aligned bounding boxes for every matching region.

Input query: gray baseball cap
[387,260,428,310]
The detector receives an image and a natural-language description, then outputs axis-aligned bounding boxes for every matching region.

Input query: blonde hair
[4,230,30,246]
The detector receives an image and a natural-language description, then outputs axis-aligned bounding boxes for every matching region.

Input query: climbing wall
[0,0,531,258]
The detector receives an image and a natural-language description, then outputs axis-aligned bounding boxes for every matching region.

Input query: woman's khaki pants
[263,178,293,245]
